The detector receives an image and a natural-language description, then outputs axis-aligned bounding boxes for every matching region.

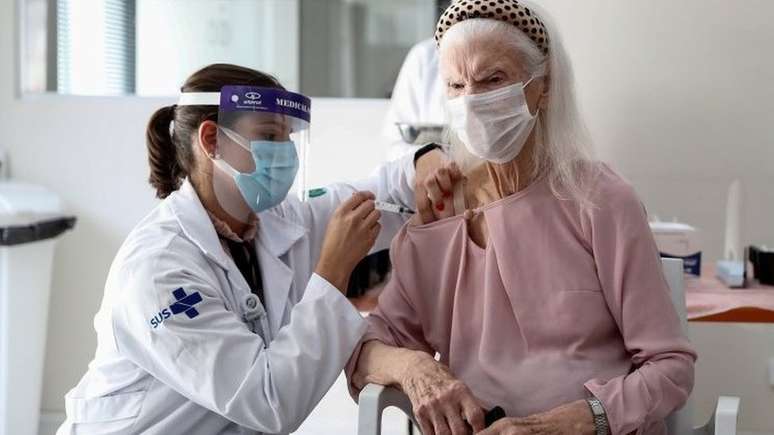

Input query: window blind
[56,0,136,95]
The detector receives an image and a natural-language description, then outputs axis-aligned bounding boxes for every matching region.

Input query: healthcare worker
[383,1,457,159]
[57,63,447,435]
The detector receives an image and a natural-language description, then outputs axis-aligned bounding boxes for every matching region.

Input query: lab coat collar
[256,208,307,258]
[168,180,232,270]
[256,208,307,334]
[168,179,306,266]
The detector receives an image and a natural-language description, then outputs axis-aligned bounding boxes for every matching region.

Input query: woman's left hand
[476,400,596,435]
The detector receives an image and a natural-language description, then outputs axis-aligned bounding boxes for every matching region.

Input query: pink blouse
[349,164,696,435]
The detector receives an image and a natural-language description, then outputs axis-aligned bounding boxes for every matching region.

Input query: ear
[197,120,218,158]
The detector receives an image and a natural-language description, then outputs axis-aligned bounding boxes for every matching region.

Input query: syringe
[374,201,415,215]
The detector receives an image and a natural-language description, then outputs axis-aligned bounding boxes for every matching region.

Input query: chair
[357,258,741,435]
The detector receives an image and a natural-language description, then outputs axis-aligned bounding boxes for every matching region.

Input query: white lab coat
[383,38,447,160]
[57,155,416,435]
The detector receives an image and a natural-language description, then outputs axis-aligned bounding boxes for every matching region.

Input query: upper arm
[588,178,695,361]
[343,234,434,397]
[364,235,433,354]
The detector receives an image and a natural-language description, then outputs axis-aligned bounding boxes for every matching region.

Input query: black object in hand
[484,406,506,427]
[463,405,506,433]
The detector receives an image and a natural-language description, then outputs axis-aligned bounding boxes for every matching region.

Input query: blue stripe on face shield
[234,140,300,213]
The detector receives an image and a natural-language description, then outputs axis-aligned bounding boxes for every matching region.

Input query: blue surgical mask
[234,140,299,212]
[215,127,300,212]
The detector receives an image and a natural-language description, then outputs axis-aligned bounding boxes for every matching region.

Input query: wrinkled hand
[315,191,380,292]
[415,151,465,224]
[476,400,595,435]
[400,353,485,435]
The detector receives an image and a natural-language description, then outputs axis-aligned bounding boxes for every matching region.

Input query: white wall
[690,323,774,432]
[539,0,774,260]
[1,0,773,431]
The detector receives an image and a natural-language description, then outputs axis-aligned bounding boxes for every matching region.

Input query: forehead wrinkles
[441,38,523,81]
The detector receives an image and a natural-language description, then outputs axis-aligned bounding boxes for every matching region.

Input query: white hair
[438,4,597,207]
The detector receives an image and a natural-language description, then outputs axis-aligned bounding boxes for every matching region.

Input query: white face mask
[447,76,541,164]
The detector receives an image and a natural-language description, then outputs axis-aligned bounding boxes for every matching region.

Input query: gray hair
[439,4,597,207]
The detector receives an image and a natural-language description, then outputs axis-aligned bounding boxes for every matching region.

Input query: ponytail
[146,105,182,199]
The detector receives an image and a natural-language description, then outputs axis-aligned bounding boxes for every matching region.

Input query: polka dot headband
[435,0,549,55]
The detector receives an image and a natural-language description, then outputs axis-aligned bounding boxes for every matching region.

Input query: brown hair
[146,63,284,199]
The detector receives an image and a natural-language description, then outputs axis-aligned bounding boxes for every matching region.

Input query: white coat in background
[56,155,416,435]
[383,38,447,160]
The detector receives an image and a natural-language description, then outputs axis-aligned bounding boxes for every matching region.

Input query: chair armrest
[694,396,740,435]
[357,384,415,435]
[712,396,740,435]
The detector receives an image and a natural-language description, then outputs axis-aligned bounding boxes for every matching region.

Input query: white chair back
[661,258,696,435]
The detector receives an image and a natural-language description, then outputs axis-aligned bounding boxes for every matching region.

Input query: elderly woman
[346,2,696,435]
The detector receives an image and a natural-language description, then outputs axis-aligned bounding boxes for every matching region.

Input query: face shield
[179,86,311,222]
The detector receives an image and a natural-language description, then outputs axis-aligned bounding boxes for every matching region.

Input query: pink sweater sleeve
[344,231,435,398]
[583,178,697,434]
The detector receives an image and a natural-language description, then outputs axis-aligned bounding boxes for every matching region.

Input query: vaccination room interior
[1,0,773,434]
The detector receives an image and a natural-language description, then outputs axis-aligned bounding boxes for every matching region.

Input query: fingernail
[436,202,445,211]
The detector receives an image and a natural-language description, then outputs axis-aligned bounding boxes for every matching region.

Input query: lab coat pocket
[66,390,146,424]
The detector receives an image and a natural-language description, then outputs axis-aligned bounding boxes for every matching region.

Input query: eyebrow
[445,62,504,83]
[471,64,508,81]
[246,120,289,134]
[252,114,289,127]
[471,60,508,82]
[253,120,286,127]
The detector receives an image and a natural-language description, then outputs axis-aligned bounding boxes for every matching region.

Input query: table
[686,269,774,323]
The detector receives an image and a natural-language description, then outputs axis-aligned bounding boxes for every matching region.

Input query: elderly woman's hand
[401,352,485,435]
[414,151,465,224]
[475,400,595,435]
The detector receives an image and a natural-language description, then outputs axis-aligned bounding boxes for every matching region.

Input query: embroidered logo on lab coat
[149,288,203,329]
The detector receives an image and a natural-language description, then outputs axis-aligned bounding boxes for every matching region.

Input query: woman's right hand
[315,191,381,292]
[401,353,485,435]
